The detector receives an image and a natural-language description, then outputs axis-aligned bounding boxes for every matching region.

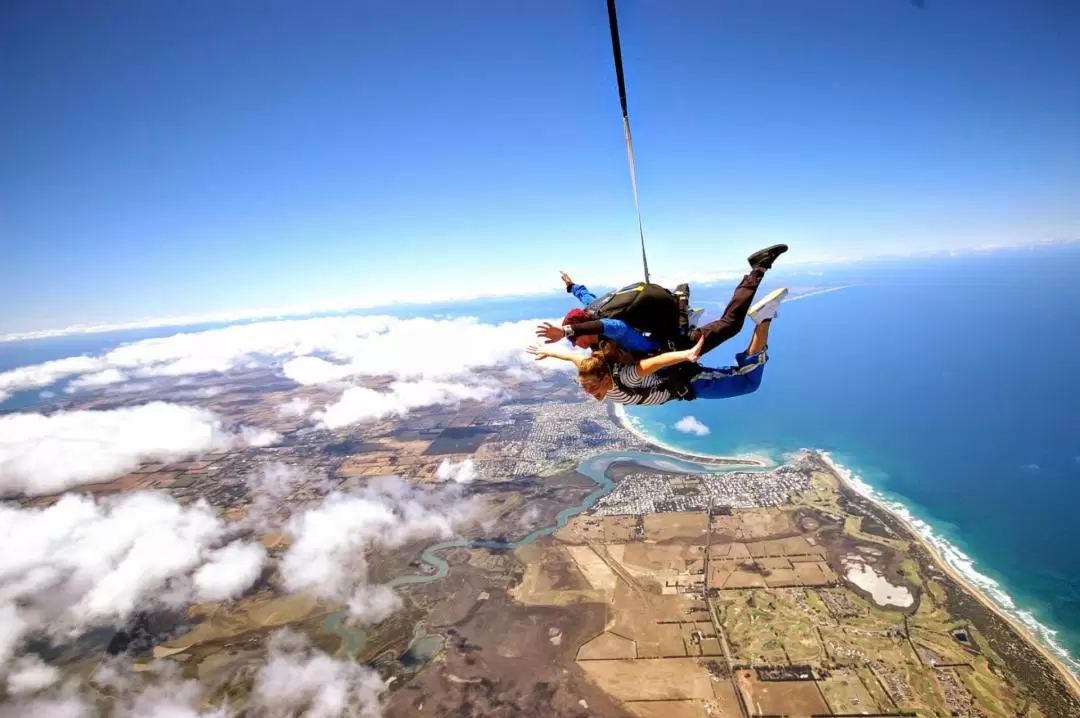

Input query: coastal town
[593,464,813,515]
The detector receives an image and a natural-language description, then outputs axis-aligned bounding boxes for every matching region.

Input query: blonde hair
[578,339,633,395]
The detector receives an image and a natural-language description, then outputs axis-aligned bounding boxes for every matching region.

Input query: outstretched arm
[527,345,586,367]
[561,271,597,305]
[636,336,704,377]
[535,318,661,355]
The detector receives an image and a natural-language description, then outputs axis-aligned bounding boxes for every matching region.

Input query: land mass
[4,366,1077,717]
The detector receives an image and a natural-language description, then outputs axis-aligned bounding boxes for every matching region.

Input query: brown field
[792,561,836,585]
[730,507,795,539]
[623,700,708,718]
[555,515,638,544]
[511,544,604,606]
[621,543,704,572]
[735,670,830,716]
[818,667,884,713]
[577,657,715,701]
[747,535,825,558]
[643,512,708,542]
[577,631,636,660]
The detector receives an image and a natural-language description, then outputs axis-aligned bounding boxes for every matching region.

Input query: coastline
[814,451,1080,699]
[603,407,1080,702]
[610,405,773,468]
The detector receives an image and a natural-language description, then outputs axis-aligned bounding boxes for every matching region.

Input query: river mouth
[322,450,760,660]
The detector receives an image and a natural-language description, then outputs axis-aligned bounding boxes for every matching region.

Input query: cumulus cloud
[673,416,710,437]
[277,397,312,418]
[437,458,477,484]
[316,380,501,430]
[252,630,385,718]
[0,402,279,496]
[65,369,128,392]
[280,475,479,623]
[0,356,107,398]
[0,492,263,670]
[6,655,60,696]
[0,315,566,406]
[193,542,267,603]
[2,632,379,718]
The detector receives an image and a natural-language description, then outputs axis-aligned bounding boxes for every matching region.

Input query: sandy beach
[610,405,773,468]
[816,452,1080,699]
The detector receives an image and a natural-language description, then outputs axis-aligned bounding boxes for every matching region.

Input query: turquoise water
[624,247,1080,675]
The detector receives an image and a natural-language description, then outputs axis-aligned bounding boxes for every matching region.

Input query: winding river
[323,450,758,658]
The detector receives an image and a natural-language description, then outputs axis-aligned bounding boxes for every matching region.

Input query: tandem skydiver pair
[526,244,790,406]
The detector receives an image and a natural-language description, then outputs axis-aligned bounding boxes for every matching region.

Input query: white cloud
[316,380,501,430]
[0,315,565,409]
[239,426,282,448]
[66,369,128,391]
[0,492,263,670]
[1,633,381,718]
[0,356,107,397]
[6,655,60,696]
[280,475,479,623]
[193,542,267,603]
[277,397,312,418]
[0,696,91,718]
[437,458,477,484]
[0,402,279,496]
[673,416,710,436]
[252,631,386,718]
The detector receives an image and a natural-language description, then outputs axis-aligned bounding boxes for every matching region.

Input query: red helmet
[562,308,590,325]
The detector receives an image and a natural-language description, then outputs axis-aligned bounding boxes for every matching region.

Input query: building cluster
[470,402,645,479]
[593,465,812,516]
[819,590,863,619]
[933,667,987,717]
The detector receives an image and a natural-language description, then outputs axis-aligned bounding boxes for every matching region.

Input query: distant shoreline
[609,404,772,468]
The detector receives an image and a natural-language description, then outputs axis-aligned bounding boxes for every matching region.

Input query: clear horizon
[4,0,1079,333]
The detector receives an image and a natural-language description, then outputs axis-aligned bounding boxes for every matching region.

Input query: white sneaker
[748,287,788,324]
[688,308,705,328]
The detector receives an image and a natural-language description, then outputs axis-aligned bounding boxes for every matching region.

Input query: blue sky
[2,0,1079,333]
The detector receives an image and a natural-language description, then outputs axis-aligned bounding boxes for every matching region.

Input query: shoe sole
[747,244,789,268]
[748,287,789,319]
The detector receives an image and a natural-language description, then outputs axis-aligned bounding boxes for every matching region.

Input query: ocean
[623,244,1080,673]
[3,243,1079,673]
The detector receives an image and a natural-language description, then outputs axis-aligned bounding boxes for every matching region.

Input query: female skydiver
[526,243,790,404]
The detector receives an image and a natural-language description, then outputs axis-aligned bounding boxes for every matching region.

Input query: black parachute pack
[585,282,682,344]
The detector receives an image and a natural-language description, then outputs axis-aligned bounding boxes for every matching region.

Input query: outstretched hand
[560,271,573,288]
[686,335,705,363]
[535,321,565,344]
[526,345,553,361]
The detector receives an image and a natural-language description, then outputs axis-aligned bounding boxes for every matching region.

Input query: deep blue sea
[2,244,1079,672]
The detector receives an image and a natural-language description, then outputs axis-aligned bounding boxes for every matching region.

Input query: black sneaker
[674,283,690,332]
[747,244,788,270]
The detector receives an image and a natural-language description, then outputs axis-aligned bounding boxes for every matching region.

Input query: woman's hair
[578,339,634,393]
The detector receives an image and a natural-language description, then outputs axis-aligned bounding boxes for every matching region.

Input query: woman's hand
[685,335,705,363]
[526,345,553,361]
[560,271,573,288]
[535,321,566,344]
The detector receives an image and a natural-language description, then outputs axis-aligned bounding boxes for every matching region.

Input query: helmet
[562,308,590,325]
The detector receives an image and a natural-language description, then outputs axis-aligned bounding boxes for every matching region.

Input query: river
[322,450,760,659]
